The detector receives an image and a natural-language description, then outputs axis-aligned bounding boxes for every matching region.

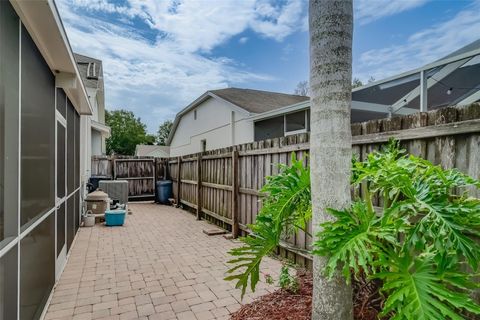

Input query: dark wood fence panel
[114,159,156,198]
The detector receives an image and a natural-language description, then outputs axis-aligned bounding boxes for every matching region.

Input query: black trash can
[156,180,173,204]
[88,176,112,193]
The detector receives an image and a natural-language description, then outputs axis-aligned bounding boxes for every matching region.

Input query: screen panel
[0,0,19,245]
[20,213,55,320]
[20,25,55,228]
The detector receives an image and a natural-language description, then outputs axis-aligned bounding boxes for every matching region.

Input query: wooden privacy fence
[91,155,169,199]
[91,104,480,266]
[168,104,480,268]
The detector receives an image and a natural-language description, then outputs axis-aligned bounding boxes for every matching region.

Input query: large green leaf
[375,251,480,320]
[225,153,311,297]
[313,202,397,281]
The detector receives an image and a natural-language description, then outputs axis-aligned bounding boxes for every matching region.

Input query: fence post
[196,153,202,220]
[176,156,181,206]
[231,150,239,238]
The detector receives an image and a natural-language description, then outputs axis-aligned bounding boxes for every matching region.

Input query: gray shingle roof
[210,88,309,113]
[135,145,170,157]
[74,53,103,90]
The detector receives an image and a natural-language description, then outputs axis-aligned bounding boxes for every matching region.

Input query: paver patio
[44,203,282,320]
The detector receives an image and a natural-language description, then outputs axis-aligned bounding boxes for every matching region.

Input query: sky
[56,0,480,133]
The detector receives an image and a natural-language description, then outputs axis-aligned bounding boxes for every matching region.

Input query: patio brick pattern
[44,203,282,320]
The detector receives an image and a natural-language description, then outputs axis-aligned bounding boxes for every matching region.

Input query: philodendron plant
[225,140,480,319]
[314,140,480,319]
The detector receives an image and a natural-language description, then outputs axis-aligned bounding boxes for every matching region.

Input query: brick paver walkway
[44,203,281,320]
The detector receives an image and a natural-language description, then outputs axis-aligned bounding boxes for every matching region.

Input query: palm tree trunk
[309,0,353,319]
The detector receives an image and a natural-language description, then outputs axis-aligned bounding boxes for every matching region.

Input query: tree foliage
[352,77,364,88]
[314,140,480,319]
[105,109,153,155]
[294,80,309,96]
[157,120,173,145]
[225,154,311,297]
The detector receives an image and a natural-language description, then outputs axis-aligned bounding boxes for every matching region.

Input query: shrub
[225,153,311,297]
[278,265,299,293]
[314,140,480,319]
[226,140,480,319]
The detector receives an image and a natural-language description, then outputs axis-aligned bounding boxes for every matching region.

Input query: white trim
[56,111,67,127]
[10,0,93,115]
[91,120,110,136]
[250,101,309,121]
[352,47,480,93]
[19,207,56,241]
[420,70,428,112]
[351,101,416,115]
[285,129,307,136]
[0,237,18,259]
[391,58,470,114]
[456,90,480,106]
[17,19,22,320]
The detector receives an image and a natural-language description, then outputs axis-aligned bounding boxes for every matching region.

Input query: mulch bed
[230,271,312,320]
[230,271,382,320]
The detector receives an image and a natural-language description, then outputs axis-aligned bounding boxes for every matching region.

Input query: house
[0,1,95,319]
[74,53,110,157]
[168,39,480,155]
[167,88,309,156]
[135,144,170,157]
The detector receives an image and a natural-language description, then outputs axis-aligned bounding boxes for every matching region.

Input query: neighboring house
[135,145,170,157]
[253,39,480,139]
[168,40,480,155]
[74,53,110,158]
[167,88,308,156]
[0,1,94,319]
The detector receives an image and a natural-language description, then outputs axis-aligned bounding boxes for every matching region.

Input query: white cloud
[355,0,429,25]
[239,37,249,44]
[355,0,480,81]
[250,0,305,40]
[58,0,307,131]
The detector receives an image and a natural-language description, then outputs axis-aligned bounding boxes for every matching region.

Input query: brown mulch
[230,271,312,320]
[230,271,383,320]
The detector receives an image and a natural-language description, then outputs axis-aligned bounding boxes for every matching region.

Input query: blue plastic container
[156,180,173,204]
[105,210,126,226]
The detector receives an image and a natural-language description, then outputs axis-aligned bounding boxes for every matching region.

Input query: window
[254,116,284,141]
[194,109,197,120]
[21,24,55,229]
[0,0,20,246]
[285,110,307,135]
[86,62,97,80]
[201,139,206,152]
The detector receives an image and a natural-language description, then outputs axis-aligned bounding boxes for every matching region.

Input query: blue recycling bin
[105,209,126,226]
[156,180,173,204]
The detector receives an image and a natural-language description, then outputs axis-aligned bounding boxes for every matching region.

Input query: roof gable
[210,88,309,113]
